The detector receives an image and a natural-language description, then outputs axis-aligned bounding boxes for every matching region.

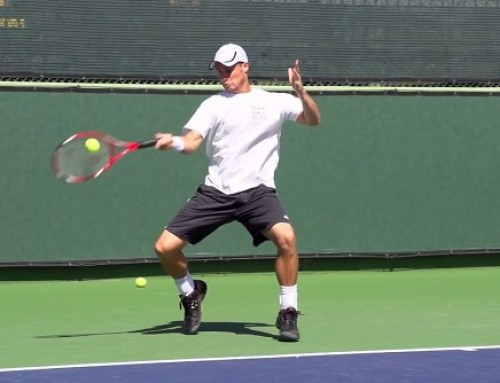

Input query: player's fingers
[294,59,301,73]
[288,67,294,84]
[154,133,172,150]
[154,140,164,150]
[154,132,167,142]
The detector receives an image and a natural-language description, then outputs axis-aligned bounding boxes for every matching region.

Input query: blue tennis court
[1,346,499,383]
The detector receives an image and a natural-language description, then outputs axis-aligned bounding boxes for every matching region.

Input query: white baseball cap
[209,43,248,70]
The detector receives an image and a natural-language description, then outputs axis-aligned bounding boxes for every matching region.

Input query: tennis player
[154,43,321,341]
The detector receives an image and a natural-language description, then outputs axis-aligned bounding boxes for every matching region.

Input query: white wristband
[171,136,185,152]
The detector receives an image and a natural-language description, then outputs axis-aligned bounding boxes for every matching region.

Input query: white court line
[1,345,500,373]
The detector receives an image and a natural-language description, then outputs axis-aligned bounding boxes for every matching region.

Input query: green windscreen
[1,0,500,83]
[2,92,500,264]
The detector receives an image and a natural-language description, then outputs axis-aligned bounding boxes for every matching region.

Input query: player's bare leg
[265,222,301,341]
[154,229,189,278]
[154,229,207,334]
[266,222,299,286]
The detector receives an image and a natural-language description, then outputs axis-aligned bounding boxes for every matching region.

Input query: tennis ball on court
[85,138,100,153]
[135,277,147,288]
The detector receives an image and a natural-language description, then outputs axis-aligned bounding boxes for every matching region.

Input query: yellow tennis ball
[135,277,147,288]
[85,138,101,153]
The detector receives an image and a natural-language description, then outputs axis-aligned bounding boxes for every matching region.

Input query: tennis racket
[51,131,156,183]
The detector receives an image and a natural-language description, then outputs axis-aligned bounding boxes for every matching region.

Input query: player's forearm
[178,131,203,154]
[297,90,321,126]
[177,136,197,154]
[155,132,200,154]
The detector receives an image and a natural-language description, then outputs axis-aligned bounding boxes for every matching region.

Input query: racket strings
[52,138,113,182]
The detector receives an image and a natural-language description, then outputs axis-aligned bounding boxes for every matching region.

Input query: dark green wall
[2,91,500,263]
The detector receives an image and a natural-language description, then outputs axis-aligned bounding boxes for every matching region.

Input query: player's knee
[154,239,169,256]
[274,229,297,253]
[154,230,184,256]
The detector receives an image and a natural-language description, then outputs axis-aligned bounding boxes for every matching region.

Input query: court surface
[1,346,500,382]
[2,266,500,382]
[0,346,500,383]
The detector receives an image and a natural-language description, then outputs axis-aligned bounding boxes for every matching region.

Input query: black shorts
[166,184,291,246]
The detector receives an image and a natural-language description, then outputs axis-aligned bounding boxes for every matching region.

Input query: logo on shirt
[251,105,267,121]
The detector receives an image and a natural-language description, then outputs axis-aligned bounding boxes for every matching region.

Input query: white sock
[280,284,298,310]
[175,273,195,296]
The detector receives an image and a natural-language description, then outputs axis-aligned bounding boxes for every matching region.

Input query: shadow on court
[34,321,277,340]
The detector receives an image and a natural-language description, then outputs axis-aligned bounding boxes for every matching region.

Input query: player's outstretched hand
[288,59,305,96]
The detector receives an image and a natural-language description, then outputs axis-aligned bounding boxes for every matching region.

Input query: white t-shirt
[183,87,303,195]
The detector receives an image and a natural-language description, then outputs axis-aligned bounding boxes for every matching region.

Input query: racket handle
[138,139,157,149]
